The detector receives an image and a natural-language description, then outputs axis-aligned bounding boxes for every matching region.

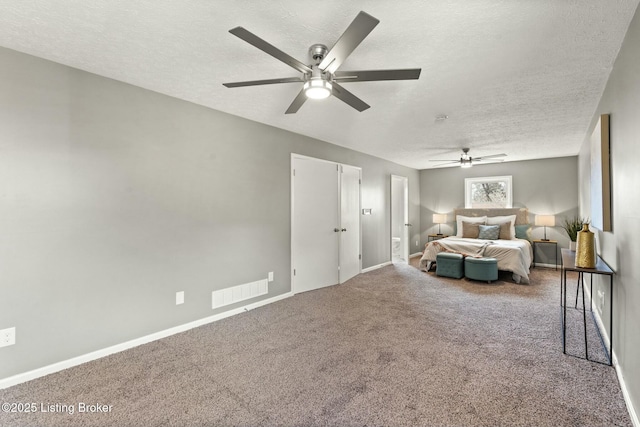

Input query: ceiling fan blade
[285,88,308,114]
[428,159,460,162]
[331,82,370,112]
[433,161,460,167]
[318,11,379,73]
[333,68,422,82]
[229,27,312,74]
[474,158,505,163]
[223,77,304,88]
[474,153,507,160]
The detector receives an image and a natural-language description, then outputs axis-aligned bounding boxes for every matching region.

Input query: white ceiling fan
[223,11,422,114]
[430,148,507,168]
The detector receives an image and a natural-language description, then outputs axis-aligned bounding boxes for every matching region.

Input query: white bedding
[419,237,533,284]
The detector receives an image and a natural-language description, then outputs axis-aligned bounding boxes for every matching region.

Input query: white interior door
[339,164,361,283]
[391,175,409,263]
[292,157,339,293]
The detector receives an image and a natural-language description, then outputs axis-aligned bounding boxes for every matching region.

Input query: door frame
[339,163,362,284]
[390,175,409,264]
[291,154,362,294]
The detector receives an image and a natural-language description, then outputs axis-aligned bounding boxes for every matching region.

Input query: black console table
[560,248,614,366]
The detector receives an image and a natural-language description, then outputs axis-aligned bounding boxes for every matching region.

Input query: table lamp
[535,214,555,241]
[433,214,446,235]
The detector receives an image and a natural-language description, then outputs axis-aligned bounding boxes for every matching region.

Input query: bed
[419,208,533,284]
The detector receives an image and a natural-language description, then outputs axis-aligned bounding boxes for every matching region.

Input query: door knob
[405,223,412,227]
[341,228,347,232]
[334,228,340,232]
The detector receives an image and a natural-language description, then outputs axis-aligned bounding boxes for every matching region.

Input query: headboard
[453,208,529,225]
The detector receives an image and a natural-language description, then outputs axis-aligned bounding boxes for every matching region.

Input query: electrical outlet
[416,240,419,247]
[268,272,274,282]
[176,291,184,305]
[0,327,16,348]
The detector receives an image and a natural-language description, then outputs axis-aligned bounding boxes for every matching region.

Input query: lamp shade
[535,215,556,227]
[433,214,447,224]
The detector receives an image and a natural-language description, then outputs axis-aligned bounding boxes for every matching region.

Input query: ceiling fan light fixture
[304,79,332,99]
[461,158,473,168]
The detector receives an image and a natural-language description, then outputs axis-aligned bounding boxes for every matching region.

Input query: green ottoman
[465,257,498,283]
[436,252,464,279]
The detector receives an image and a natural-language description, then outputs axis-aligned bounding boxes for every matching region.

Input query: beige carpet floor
[0,260,632,427]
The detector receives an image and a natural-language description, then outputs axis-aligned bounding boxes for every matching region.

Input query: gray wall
[578,3,640,416]
[0,46,419,379]
[419,156,579,265]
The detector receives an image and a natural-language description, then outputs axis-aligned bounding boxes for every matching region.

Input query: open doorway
[391,175,409,264]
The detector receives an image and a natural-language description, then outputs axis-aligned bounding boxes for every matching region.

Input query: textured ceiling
[1,1,638,169]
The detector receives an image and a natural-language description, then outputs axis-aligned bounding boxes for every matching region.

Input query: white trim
[391,175,410,264]
[291,154,296,293]
[617,361,640,427]
[362,261,392,273]
[340,164,363,283]
[290,153,359,170]
[583,287,638,426]
[0,292,293,390]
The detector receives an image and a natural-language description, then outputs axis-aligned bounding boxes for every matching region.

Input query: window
[465,176,512,208]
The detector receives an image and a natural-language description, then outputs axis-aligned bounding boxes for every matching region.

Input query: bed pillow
[515,224,531,240]
[487,215,517,239]
[462,221,481,238]
[498,222,511,240]
[455,215,486,237]
[478,224,500,240]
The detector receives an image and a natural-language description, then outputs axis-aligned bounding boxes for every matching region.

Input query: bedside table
[533,239,558,270]
[428,234,448,242]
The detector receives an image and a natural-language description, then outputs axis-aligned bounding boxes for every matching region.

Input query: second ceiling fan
[223,11,422,114]
[430,148,507,168]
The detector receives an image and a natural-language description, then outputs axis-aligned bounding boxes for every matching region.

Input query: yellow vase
[575,223,596,268]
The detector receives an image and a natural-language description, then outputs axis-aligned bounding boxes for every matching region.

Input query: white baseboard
[410,252,423,258]
[583,287,639,427]
[362,261,392,273]
[0,291,293,390]
[618,363,640,427]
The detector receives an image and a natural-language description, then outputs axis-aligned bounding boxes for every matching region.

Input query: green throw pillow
[515,224,531,240]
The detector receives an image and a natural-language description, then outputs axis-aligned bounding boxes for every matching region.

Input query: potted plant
[562,216,589,251]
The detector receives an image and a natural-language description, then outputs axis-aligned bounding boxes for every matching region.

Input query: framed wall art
[465,175,513,209]
[590,114,612,231]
